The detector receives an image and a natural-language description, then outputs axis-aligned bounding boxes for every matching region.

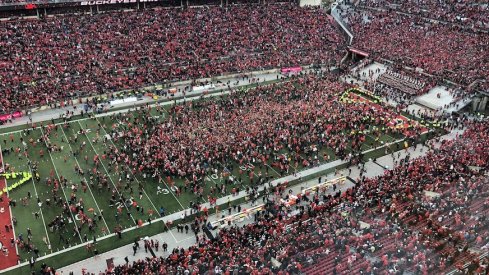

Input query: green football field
[0,85,418,267]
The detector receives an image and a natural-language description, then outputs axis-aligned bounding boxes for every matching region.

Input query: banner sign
[192,83,224,93]
[302,176,346,195]
[109,96,137,106]
[211,204,264,228]
[0,0,165,11]
[0,111,22,122]
[348,47,369,57]
[281,67,302,74]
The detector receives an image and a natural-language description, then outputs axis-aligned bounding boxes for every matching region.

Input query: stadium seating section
[0,4,344,114]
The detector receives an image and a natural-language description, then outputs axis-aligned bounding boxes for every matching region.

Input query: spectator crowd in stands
[358,0,489,30]
[342,4,489,89]
[1,2,487,116]
[0,4,345,114]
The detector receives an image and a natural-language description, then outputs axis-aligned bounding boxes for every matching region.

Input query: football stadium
[0,0,487,274]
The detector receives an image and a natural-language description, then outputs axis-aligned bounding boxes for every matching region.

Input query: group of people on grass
[0,123,145,262]
[102,73,425,201]
[94,120,489,274]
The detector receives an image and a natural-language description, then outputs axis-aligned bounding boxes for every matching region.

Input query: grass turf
[0,83,435,273]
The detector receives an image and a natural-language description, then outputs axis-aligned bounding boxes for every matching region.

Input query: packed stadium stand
[358,0,489,30]
[0,0,488,274]
[0,4,344,114]
[344,7,488,88]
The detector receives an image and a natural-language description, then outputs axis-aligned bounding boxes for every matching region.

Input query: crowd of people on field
[0,4,345,114]
[0,122,148,263]
[102,74,425,200]
[96,119,489,274]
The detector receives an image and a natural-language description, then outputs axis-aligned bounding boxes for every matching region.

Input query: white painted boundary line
[75,122,137,226]
[39,127,84,244]
[6,132,53,253]
[59,126,111,235]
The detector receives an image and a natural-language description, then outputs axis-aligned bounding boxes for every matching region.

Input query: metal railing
[330,1,353,45]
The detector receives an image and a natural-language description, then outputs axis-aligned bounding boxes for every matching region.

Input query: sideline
[0,66,310,130]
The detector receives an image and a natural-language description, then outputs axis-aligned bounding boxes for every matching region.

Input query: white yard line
[159,178,186,210]
[39,127,84,243]
[59,126,111,235]
[97,113,186,212]
[76,121,137,225]
[19,157,53,253]
[2,132,54,254]
[264,163,281,177]
[93,117,161,214]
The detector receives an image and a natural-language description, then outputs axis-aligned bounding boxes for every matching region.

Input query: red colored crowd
[342,5,489,88]
[105,74,424,195]
[100,120,488,274]
[358,0,489,29]
[0,4,344,114]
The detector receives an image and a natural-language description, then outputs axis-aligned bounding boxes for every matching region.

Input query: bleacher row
[357,0,489,30]
[0,1,485,116]
[300,171,489,274]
